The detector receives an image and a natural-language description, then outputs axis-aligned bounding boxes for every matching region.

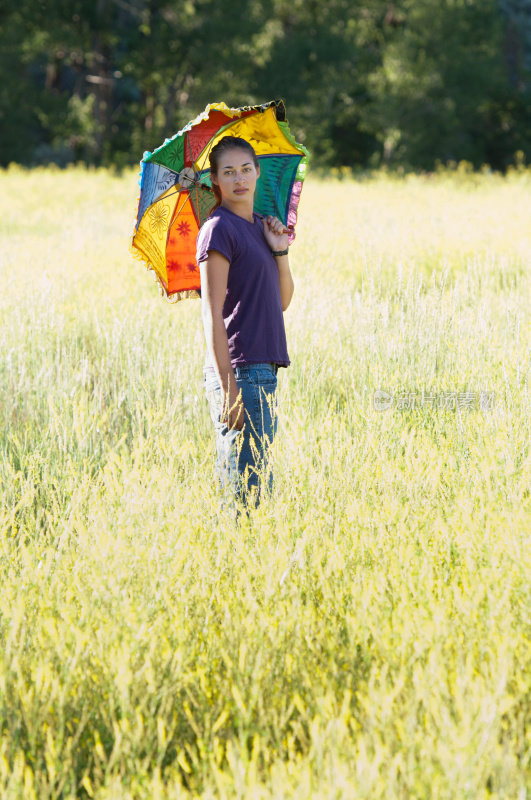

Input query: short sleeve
[196,213,237,265]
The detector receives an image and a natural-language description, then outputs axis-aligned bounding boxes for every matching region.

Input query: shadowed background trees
[0,0,530,170]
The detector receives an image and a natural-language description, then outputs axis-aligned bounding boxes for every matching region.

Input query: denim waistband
[204,362,278,377]
[234,362,278,377]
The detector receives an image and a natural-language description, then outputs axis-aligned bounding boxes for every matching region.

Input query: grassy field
[0,164,530,799]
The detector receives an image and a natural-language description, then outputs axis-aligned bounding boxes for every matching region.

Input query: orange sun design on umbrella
[177,220,192,237]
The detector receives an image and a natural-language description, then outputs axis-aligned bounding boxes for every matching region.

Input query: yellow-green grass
[0,165,530,799]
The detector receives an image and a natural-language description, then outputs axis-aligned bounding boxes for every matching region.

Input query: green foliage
[0,8,42,163]
[0,0,530,169]
[365,0,531,169]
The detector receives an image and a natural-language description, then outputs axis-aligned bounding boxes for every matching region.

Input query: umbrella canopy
[131,100,309,301]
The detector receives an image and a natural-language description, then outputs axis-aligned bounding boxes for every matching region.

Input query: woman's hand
[223,389,245,431]
[263,215,290,253]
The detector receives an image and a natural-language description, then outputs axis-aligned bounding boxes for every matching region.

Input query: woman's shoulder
[199,208,225,237]
[201,207,235,233]
[202,207,222,226]
[197,207,240,261]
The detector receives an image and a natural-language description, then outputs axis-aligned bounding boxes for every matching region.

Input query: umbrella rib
[201,139,213,168]
[141,186,182,213]
[168,192,192,230]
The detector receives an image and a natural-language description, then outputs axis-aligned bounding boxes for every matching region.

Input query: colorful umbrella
[131,100,309,301]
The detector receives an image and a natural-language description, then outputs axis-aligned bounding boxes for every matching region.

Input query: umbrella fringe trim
[129,238,200,303]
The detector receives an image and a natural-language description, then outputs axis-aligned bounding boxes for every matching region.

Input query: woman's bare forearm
[274,253,294,310]
[203,308,235,392]
[202,306,242,425]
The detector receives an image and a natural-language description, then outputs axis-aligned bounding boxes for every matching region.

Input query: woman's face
[212,148,260,204]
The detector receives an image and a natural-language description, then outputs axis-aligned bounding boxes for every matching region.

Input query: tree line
[1,0,530,171]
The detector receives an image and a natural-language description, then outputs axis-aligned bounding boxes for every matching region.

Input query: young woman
[196,135,294,506]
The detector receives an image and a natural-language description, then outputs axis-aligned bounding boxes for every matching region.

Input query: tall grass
[0,165,530,799]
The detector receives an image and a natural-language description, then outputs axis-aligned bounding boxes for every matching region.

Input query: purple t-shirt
[196,206,290,367]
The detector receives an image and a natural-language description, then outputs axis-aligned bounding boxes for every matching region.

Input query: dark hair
[209,136,259,207]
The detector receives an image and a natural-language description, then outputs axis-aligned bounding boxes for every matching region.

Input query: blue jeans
[204,362,279,506]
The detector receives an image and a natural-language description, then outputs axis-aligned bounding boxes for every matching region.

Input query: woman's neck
[220,198,254,223]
